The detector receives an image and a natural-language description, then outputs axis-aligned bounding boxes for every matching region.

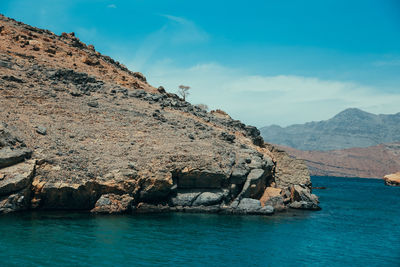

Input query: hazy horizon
[1,0,399,127]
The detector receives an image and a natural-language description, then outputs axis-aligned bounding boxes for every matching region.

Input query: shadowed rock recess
[0,15,319,215]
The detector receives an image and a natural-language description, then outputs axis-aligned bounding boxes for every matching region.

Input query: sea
[0,176,399,267]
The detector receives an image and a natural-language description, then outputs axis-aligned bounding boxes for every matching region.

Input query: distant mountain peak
[337,107,366,115]
[332,108,374,121]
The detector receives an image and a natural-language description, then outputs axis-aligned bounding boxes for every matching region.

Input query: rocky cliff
[280,143,400,178]
[261,108,400,151]
[0,15,319,215]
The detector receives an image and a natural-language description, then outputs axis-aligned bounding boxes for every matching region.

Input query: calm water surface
[0,176,399,266]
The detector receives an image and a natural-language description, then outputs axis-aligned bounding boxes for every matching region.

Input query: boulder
[289,185,320,210]
[260,187,285,211]
[138,172,173,202]
[87,100,99,108]
[230,165,249,184]
[91,194,134,214]
[192,190,227,206]
[383,172,400,186]
[240,168,266,199]
[132,72,147,82]
[171,190,202,206]
[0,188,31,214]
[0,160,35,196]
[289,201,320,210]
[236,198,274,215]
[36,126,47,135]
[0,147,32,168]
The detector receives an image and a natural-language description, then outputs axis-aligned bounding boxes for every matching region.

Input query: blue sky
[1,0,399,126]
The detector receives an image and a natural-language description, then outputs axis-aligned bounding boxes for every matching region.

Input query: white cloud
[160,14,209,44]
[126,15,208,70]
[107,4,117,9]
[139,61,400,127]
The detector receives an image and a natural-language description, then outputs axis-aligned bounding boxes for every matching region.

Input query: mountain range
[261,108,400,151]
[261,108,400,178]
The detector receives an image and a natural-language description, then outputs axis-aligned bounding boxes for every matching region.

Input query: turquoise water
[0,176,399,266]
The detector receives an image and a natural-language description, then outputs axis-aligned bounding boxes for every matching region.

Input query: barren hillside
[281,143,400,178]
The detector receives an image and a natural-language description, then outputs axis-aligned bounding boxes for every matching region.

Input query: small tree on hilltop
[178,85,190,101]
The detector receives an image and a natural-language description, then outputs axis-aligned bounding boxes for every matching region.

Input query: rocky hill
[261,108,400,151]
[0,15,319,215]
[281,143,400,178]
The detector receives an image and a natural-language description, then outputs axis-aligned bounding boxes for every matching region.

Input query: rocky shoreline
[0,14,320,216]
[383,172,400,187]
[0,124,320,215]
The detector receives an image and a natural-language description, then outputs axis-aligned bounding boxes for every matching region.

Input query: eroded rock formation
[0,14,319,215]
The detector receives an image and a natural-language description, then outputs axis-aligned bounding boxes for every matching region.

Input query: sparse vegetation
[178,85,190,101]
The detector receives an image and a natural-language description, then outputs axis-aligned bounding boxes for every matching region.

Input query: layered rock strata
[0,14,319,215]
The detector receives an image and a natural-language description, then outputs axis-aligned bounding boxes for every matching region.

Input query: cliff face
[0,15,319,215]
[280,143,400,178]
[261,108,400,151]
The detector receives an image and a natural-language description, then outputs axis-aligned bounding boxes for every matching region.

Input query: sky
[1,0,399,127]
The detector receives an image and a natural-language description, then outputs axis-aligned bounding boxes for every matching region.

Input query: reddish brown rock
[383,172,400,186]
[260,187,285,211]
[91,194,134,214]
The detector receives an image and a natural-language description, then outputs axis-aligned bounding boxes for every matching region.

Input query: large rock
[0,147,32,168]
[91,194,134,214]
[230,165,249,184]
[289,201,319,210]
[239,168,267,199]
[138,172,173,202]
[235,198,274,215]
[171,190,202,206]
[260,187,285,211]
[0,160,35,196]
[289,185,320,210]
[383,172,400,186]
[192,190,227,206]
[0,188,31,214]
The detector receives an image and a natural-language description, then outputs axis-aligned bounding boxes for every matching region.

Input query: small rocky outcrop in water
[383,172,400,187]
[0,14,320,215]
